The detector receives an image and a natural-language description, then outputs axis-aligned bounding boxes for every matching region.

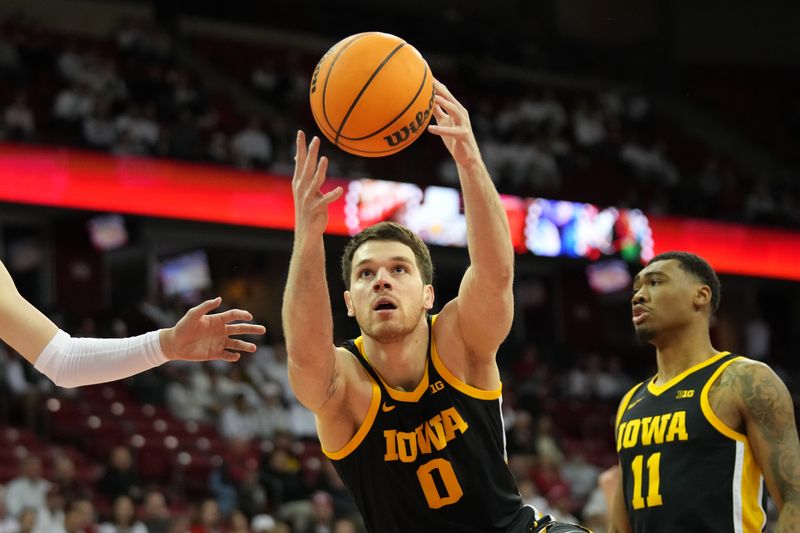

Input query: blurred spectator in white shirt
[5,456,50,517]
[231,118,273,169]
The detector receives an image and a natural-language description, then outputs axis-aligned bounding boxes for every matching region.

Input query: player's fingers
[432,78,454,99]
[214,350,242,362]
[216,308,254,323]
[427,124,465,138]
[301,136,320,182]
[225,339,257,353]
[226,323,267,336]
[321,186,343,205]
[294,130,307,180]
[311,155,329,191]
[434,95,462,122]
[188,297,222,318]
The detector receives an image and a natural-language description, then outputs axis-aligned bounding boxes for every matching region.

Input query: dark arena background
[0,0,798,531]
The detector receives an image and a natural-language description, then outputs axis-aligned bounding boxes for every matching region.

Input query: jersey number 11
[631,452,664,510]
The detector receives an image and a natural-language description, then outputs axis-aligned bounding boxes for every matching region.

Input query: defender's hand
[161,297,266,362]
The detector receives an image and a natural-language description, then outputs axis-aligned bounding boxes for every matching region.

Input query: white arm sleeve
[34,329,169,388]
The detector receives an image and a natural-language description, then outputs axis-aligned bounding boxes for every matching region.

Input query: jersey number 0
[417,458,464,509]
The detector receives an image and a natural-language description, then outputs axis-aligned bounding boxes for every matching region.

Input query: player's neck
[362,320,429,392]
[653,325,717,384]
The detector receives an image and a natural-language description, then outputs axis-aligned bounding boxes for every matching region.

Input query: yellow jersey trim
[354,337,429,402]
[322,378,381,460]
[647,351,731,396]
[615,382,644,428]
[429,315,502,400]
[700,356,747,442]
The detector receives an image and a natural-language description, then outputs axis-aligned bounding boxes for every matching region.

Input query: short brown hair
[340,222,434,289]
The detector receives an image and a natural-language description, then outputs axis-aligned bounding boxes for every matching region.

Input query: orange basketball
[309,32,434,157]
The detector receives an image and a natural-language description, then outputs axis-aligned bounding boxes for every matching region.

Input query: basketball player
[608,252,800,532]
[283,79,589,532]
[0,258,265,387]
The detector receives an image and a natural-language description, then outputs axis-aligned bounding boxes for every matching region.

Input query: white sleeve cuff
[34,329,169,388]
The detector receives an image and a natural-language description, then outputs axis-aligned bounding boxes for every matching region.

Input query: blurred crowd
[1,15,799,228]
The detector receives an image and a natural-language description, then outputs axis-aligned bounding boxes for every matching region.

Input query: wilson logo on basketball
[383,90,435,148]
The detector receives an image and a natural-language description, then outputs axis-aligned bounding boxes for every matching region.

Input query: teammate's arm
[427,79,514,359]
[0,260,265,387]
[733,361,800,532]
[605,464,632,533]
[282,131,346,413]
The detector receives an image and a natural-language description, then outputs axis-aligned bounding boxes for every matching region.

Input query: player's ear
[344,291,355,317]
[423,284,434,311]
[694,284,712,309]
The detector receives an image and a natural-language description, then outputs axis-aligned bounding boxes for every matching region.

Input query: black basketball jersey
[325,315,534,533]
[615,352,767,533]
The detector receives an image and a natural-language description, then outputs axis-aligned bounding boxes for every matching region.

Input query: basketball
[309,32,435,157]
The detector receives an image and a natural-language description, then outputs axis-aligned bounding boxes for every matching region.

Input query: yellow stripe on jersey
[616,382,644,429]
[323,378,382,460]
[741,442,767,532]
[700,356,766,532]
[647,351,731,396]
[429,315,502,401]
[700,356,747,442]
[355,336,430,402]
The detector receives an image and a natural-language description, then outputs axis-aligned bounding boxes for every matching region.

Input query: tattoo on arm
[734,363,800,530]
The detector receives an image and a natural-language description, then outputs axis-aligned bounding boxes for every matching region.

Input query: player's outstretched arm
[282,131,345,413]
[732,361,800,532]
[0,260,266,388]
[427,79,514,358]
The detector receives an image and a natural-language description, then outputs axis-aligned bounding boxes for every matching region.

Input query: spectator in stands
[207,131,230,164]
[534,414,565,465]
[17,507,37,533]
[165,365,216,423]
[82,101,117,149]
[60,497,96,533]
[218,393,258,440]
[140,489,171,533]
[560,448,601,504]
[34,485,65,533]
[0,486,20,533]
[259,447,311,511]
[299,491,335,533]
[98,495,147,533]
[5,456,49,517]
[209,436,259,516]
[96,446,142,502]
[254,382,290,440]
[230,118,273,169]
[572,99,607,150]
[227,510,250,533]
[53,83,95,135]
[251,513,277,533]
[168,110,204,161]
[4,92,35,140]
[744,175,778,223]
[190,499,223,533]
[51,456,85,503]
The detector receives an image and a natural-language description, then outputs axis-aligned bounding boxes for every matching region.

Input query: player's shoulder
[714,356,789,406]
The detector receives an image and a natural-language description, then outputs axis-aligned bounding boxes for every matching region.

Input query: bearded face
[344,240,433,343]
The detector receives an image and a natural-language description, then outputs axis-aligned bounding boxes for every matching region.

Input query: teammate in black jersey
[608,252,800,532]
[282,79,589,533]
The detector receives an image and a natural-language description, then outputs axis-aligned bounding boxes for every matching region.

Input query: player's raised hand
[292,130,343,236]
[427,79,481,167]
[160,297,266,362]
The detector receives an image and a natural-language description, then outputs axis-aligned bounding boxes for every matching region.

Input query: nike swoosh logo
[627,397,644,410]
[381,402,396,412]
